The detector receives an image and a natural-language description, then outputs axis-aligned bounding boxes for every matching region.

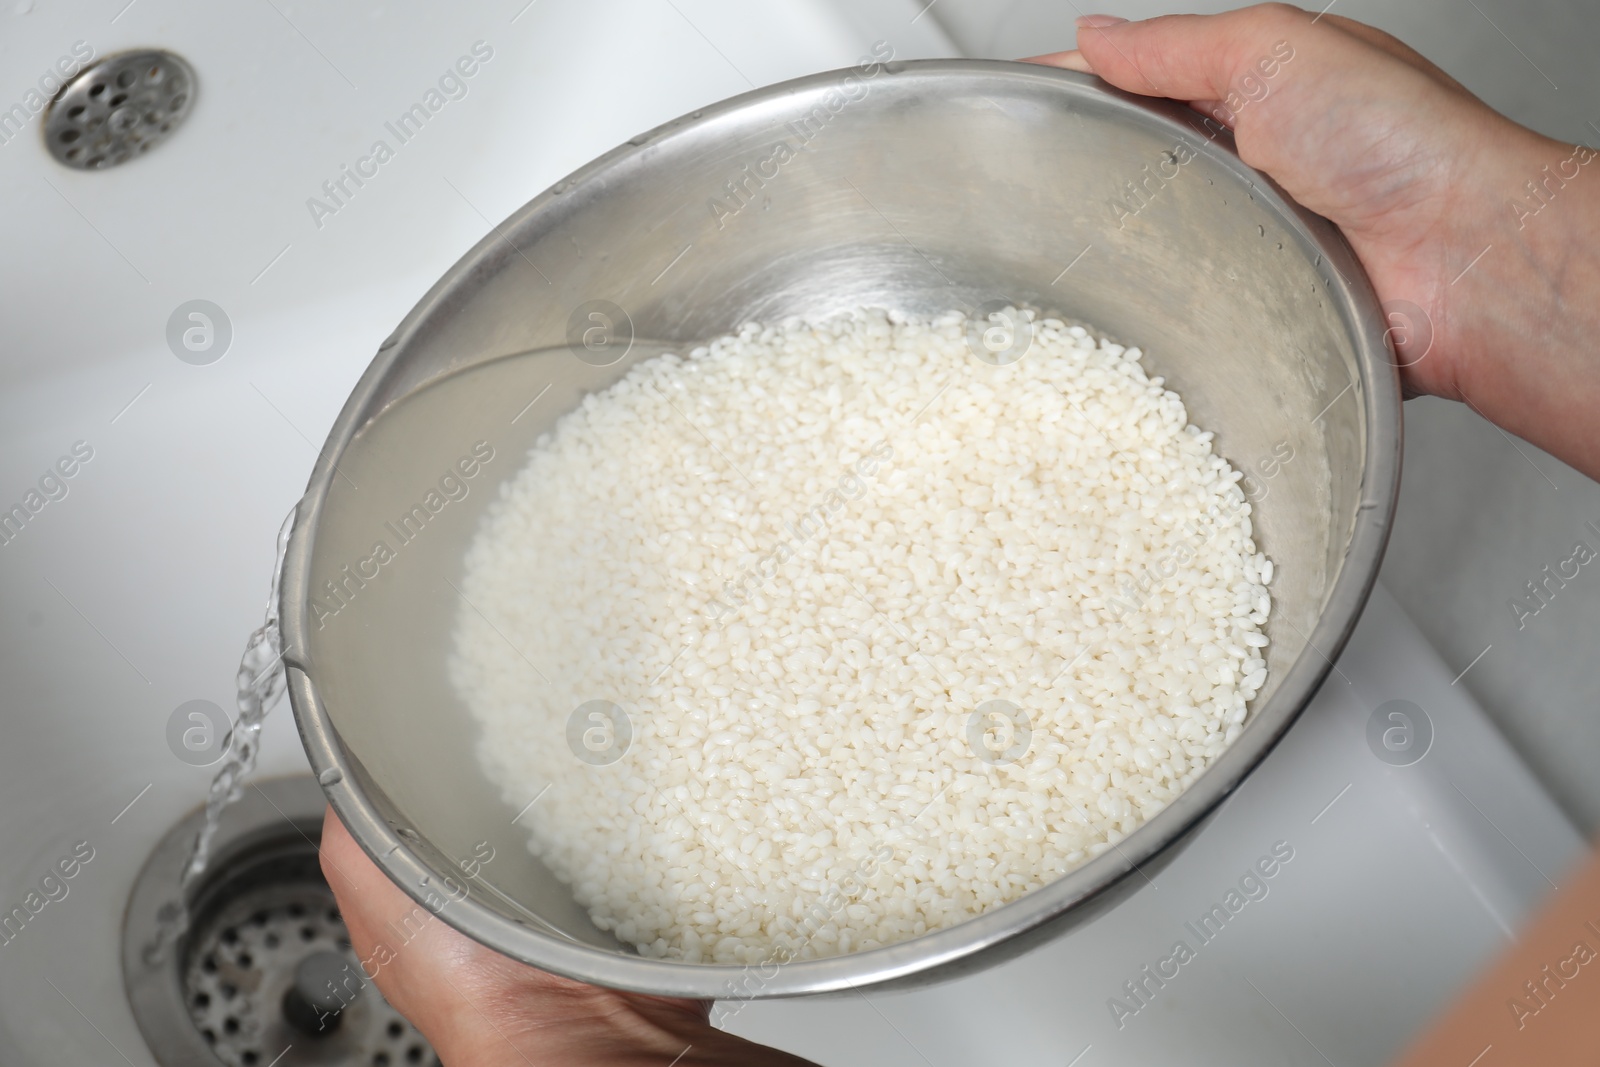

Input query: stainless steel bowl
[281,58,1400,999]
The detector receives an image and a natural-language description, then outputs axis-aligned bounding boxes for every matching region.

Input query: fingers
[321,807,510,1059]
[319,810,467,1003]
[318,803,359,889]
[1025,5,1468,110]
[1064,6,1309,105]
[319,806,401,944]
[318,807,424,999]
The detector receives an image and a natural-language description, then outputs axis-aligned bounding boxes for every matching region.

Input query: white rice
[449,307,1272,964]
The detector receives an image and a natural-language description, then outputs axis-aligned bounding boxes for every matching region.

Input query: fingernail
[1020,49,1095,73]
[1075,14,1129,29]
[1053,51,1095,74]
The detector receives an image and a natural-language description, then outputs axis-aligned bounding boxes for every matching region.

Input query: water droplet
[397,827,421,841]
[318,767,343,786]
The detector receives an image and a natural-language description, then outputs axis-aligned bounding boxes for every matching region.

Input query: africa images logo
[1105,840,1296,1029]
[304,41,494,229]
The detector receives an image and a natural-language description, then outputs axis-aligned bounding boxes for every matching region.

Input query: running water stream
[144,505,297,965]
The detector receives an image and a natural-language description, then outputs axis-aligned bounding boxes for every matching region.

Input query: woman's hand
[1028,4,1600,480]
[319,809,818,1066]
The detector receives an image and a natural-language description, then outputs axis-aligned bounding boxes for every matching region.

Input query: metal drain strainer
[45,49,195,169]
[182,856,435,1066]
[124,776,440,1067]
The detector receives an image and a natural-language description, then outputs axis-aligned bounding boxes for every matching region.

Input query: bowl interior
[290,61,1382,988]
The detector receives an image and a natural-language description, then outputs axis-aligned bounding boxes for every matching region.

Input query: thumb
[1038,6,1313,118]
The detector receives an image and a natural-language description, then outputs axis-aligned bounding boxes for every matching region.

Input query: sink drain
[44,49,195,169]
[123,776,440,1067]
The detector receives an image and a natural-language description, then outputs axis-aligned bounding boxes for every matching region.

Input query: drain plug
[44,49,195,169]
[123,776,440,1067]
[283,950,361,1035]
